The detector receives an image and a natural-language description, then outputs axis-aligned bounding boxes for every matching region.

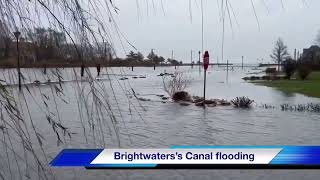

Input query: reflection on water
[1,66,320,179]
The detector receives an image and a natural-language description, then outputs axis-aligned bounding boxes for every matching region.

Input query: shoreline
[0,63,233,69]
[250,72,320,98]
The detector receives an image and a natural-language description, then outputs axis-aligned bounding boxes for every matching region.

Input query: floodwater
[1,66,320,180]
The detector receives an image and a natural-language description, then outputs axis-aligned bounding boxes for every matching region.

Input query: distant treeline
[0,27,182,68]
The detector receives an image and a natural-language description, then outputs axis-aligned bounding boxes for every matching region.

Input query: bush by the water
[283,58,297,79]
[231,97,254,108]
[162,71,191,97]
[297,64,312,80]
[172,91,192,102]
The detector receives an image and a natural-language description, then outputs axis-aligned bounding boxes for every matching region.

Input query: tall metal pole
[14,31,21,91]
[152,49,156,70]
[203,51,209,107]
[226,60,229,82]
[242,56,244,70]
[17,37,21,90]
[171,50,174,60]
[201,0,204,56]
[203,68,206,105]
[217,56,219,67]
[191,50,193,68]
[198,51,201,72]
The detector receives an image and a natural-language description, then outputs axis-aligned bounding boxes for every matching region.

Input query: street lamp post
[198,51,201,72]
[14,31,21,91]
[242,56,244,70]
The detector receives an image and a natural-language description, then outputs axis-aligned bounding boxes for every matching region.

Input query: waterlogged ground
[1,66,320,179]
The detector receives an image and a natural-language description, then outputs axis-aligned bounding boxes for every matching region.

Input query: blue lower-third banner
[50,146,320,169]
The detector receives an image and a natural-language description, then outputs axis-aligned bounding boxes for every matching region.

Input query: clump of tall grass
[231,97,254,108]
[259,104,275,109]
[280,103,320,112]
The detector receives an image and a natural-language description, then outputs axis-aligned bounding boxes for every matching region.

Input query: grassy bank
[252,72,320,98]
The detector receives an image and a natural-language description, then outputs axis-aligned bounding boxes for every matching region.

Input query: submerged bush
[231,97,254,108]
[172,91,192,102]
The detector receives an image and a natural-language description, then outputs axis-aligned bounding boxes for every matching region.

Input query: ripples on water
[0,66,320,179]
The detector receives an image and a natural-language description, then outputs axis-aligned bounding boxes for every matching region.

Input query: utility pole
[242,56,244,70]
[171,50,175,69]
[152,49,155,70]
[14,31,21,91]
[171,50,174,60]
[191,50,193,68]
[226,60,229,82]
[198,51,201,72]
[203,51,209,107]
[217,56,219,67]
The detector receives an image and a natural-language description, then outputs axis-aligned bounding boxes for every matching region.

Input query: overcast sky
[111,0,320,63]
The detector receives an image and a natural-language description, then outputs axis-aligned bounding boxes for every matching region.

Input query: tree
[147,50,157,61]
[0,21,11,59]
[126,51,136,61]
[0,36,11,59]
[96,41,114,60]
[147,49,161,64]
[136,52,144,61]
[167,58,180,65]
[30,28,67,61]
[270,38,290,71]
[158,56,165,64]
[282,58,297,79]
[126,51,144,61]
[147,50,166,65]
[297,63,312,80]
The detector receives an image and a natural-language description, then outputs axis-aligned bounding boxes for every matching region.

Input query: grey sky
[112,0,320,63]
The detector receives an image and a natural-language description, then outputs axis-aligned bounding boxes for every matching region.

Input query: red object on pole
[203,51,209,71]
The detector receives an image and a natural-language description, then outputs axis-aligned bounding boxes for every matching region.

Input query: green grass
[253,72,320,98]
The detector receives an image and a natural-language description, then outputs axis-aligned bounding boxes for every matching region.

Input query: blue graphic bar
[50,149,103,166]
[50,146,320,168]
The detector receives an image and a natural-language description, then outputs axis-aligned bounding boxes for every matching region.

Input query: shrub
[283,58,297,79]
[231,97,254,108]
[172,91,191,102]
[297,64,312,80]
[162,71,191,97]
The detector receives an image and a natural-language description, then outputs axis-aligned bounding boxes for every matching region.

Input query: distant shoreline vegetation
[0,59,183,69]
[0,27,186,68]
[244,37,320,98]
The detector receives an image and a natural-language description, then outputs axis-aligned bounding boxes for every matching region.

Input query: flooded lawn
[1,66,320,179]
